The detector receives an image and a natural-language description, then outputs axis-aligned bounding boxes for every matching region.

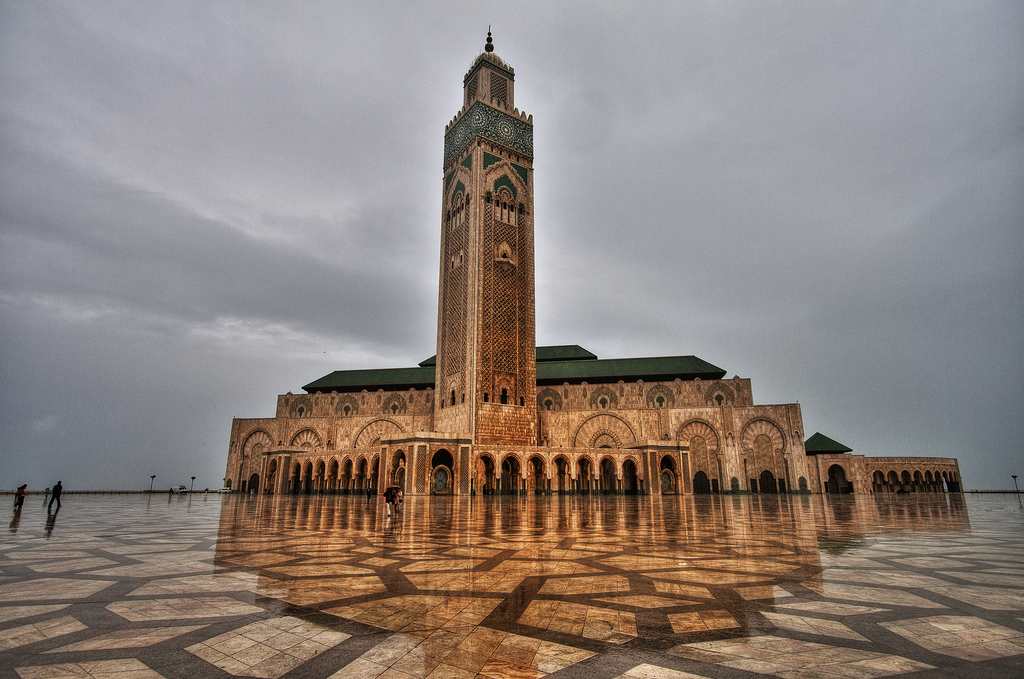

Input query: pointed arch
[290,428,322,449]
[572,413,638,448]
[353,418,404,448]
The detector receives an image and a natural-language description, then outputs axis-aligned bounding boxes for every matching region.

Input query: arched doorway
[291,462,302,494]
[693,471,712,494]
[341,459,353,494]
[887,470,899,492]
[327,459,339,494]
[730,477,741,493]
[622,459,639,494]
[390,451,407,492]
[872,470,885,493]
[302,461,314,494]
[900,470,912,493]
[576,457,593,494]
[477,455,496,495]
[798,476,809,493]
[554,457,569,494]
[528,456,545,495]
[758,470,778,494]
[248,473,260,495]
[315,460,326,494]
[912,470,924,492]
[431,449,454,495]
[599,458,616,494]
[266,459,278,495]
[355,458,367,493]
[826,464,853,494]
[501,455,521,495]
[659,456,678,494]
[369,456,380,495]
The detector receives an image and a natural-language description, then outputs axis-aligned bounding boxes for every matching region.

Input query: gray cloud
[1,1,1022,490]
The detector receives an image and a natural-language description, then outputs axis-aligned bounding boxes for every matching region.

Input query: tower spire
[485,27,494,52]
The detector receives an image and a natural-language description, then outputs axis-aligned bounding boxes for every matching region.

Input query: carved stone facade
[222,34,962,497]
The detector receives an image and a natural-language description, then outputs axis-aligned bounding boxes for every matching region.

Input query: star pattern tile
[1,493,1022,678]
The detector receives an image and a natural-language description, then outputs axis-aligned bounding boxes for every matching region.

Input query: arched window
[296,406,306,417]
[654,395,665,409]
[715,394,724,406]
[543,398,554,411]
[598,396,609,409]
[342,404,351,416]
[483,392,489,403]
[450,389,456,407]
[500,388,509,405]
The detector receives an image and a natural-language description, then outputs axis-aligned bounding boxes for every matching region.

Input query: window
[543,398,554,411]
[296,406,305,417]
[342,405,351,416]
[715,394,724,406]
[500,389,509,405]
[390,403,399,415]
[450,389,456,407]
[654,395,665,409]
[483,392,489,402]
[519,397,524,406]
[598,396,609,409]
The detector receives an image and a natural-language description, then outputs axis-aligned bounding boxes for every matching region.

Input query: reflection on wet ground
[1,493,1022,678]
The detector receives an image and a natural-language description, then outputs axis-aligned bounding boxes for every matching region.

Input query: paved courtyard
[2,494,1023,678]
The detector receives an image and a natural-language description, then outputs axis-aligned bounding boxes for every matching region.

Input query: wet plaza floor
[1,493,1023,679]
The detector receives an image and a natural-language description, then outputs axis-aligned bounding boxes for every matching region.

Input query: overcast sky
[1,1,1022,491]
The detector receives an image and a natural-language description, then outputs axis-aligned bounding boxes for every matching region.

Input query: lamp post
[1013,474,1020,505]
[190,476,196,494]
[148,475,156,493]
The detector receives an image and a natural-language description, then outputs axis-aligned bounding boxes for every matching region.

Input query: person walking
[366,485,373,503]
[48,481,62,513]
[14,484,27,512]
[384,486,395,518]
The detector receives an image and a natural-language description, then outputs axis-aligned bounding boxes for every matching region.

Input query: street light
[1013,474,1020,505]
[149,475,156,493]
[190,476,196,494]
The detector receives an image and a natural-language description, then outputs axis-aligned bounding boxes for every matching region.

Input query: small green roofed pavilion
[804,432,853,455]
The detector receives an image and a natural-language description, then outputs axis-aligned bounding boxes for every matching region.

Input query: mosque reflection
[212,492,971,637]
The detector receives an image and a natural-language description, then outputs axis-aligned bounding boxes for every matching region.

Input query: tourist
[366,485,373,503]
[48,480,62,513]
[43,486,50,506]
[396,488,404,513]
[384,486,395,517]
[13,484,27,511]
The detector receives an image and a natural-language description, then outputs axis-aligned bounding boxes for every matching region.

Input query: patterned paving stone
[880,615,1024,660]
[613,665,708,679]
[15,659,164,678]
[0,616,87,651]
[0,578,114,603]
[3,493,1023,678]
[48,625,207,652]
[669,635,932,677]
[186,616,350,678]
[107,596,263,621]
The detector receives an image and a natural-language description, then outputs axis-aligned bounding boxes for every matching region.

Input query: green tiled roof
[417,345,596,367]
[804,432,853,455]
[303,366,435,393]
[537,355,725,384]
[304,350,726,393]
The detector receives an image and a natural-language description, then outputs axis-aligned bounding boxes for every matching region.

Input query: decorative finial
[485,27,494,52]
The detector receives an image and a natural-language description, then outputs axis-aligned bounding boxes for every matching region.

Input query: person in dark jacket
[14,484,27,511]
[48,481,62,513]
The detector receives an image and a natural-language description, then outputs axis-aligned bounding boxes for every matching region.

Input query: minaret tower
[434,31,537,445]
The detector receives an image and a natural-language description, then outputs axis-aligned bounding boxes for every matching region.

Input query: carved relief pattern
[444,102,533,167]
[353,418,403,449]
[382,394,407,415]
[537,388,563,411]
[290,428,322,449]
[335,395,359,416]
[439,188,468,396]
[572,414,637,448]
[589,386,618,409]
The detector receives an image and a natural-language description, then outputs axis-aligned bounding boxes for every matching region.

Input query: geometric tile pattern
[186,617,350,677]
[2,493,1023,679]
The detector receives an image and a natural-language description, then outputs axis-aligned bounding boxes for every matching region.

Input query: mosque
[223,33,962,497]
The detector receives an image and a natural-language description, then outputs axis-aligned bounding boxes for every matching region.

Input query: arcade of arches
[223,33,963,499]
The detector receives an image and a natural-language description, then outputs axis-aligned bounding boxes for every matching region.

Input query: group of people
[12,481,63,514]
